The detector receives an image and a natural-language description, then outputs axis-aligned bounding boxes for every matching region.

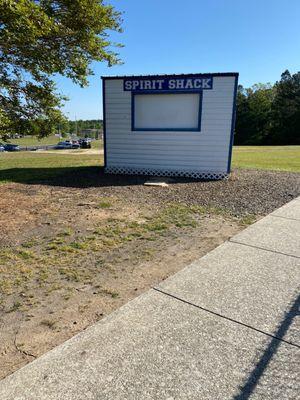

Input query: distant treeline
[235,70,300,145]
[65,119,103,134]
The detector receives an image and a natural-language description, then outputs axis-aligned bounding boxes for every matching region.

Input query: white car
[0,143,5,152]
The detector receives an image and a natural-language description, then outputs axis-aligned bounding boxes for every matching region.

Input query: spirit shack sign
[123,75,213,92]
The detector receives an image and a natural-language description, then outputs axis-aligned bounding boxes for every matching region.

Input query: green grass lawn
[232,146,300,172]
[91,139,103,149]
[0,145,298,185]
[6,135,103,149]
[0,151,103,184]
[9,135,59,146]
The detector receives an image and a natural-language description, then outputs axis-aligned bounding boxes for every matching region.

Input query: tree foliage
[235,70,300,145]
[0,0,122,138]
[67,119,102,134]
[271,70,300,144]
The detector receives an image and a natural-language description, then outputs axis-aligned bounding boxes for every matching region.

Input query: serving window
[131,91,202,132]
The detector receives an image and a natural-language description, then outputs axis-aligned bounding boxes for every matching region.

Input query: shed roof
[101,72,239,80]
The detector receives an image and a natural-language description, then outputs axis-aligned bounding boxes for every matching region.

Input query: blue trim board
[227,74,239,173]
[131,90,203,132]
[101,77,107,168]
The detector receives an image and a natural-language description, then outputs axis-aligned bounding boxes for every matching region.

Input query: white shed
[102,72,238,179]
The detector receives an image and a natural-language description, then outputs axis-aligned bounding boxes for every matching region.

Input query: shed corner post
[101,77,107,170]
[227,73,239,174]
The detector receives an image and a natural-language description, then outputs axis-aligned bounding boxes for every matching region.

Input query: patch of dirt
[0,186,47,247]
[0,215,238,379]
[0,169,299,379]
[35,149,103,155]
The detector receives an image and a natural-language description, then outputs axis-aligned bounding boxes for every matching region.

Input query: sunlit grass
[0,151,103,183]
[232,146,300,172]
[6,135,103,149]
[7,135,59,146]
[1,145,298,186]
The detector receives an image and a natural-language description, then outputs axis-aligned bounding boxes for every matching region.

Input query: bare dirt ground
[0,168,299,379]
[35,149,103,155]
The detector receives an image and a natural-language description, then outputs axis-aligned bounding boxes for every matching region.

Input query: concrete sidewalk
[0,198,299,399]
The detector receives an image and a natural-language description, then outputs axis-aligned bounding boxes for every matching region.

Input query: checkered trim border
[105,166,228,180]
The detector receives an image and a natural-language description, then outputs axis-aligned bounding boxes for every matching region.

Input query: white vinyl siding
[103,75,236,175]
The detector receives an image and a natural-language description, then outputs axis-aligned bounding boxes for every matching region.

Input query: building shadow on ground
[0,166,212,188]
[233,292,300,399]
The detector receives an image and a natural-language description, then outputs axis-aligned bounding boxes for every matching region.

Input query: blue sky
[55,0,300,120]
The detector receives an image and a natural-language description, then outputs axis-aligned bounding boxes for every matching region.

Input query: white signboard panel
[134,93,200,130]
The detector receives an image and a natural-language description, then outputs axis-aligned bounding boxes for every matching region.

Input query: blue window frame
[131,90,203,132]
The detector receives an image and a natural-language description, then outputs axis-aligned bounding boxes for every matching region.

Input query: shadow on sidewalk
[233,292,300,399]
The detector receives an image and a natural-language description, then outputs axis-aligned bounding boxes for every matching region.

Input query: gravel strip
[49,168,300,217]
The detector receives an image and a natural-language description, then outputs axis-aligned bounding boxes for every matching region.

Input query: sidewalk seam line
[229,240,300,259]
[153,287,300,349]
[268,214,300,222]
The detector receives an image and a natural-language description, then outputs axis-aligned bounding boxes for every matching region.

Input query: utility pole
[75,115,78,137]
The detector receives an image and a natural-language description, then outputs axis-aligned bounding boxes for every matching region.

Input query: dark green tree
[235,71,300,145]
[0,0,122,138]
[235,83,274,145]
[235,85,252,145]
[270,70,300,144]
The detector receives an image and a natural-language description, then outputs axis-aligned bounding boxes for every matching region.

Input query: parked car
[79,138,92,149]
[55,141,80,150]
[71,140,80,149]
[4,143,20,152]
[0,143,5,152]
[55,141,73,150]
